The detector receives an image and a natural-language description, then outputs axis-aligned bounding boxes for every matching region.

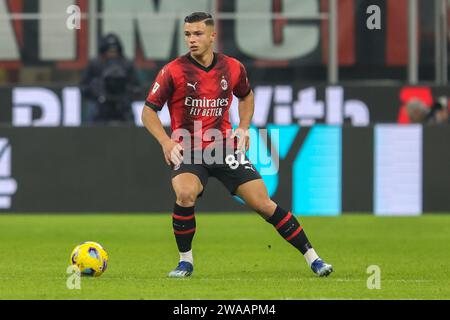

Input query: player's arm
[231,61,253,151]
[141,107,182,166]
[232,90,254,151]
[237,90,254,129]
[141,67,183,166]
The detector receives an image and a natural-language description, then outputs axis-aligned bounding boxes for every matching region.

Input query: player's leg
[235,179,333,277]
[172,172,203,255]
[168,171,205,278]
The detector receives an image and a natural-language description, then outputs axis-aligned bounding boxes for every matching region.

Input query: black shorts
[171,148,262,197]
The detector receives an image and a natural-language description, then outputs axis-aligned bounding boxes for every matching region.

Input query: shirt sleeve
[233,62,252,99]
[145,65,174,111]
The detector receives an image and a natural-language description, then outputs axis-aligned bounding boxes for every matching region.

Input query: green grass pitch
[0,213,449,300]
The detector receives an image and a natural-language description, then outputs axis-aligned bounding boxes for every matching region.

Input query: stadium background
[0,0,448,215]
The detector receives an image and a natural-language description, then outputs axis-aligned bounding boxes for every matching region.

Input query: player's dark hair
[184,12,214,26]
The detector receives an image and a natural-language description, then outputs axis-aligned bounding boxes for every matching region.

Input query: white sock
[179,250,193,265]
[303,248,319,267]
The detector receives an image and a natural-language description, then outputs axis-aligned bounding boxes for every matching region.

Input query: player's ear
[210,30,217,43]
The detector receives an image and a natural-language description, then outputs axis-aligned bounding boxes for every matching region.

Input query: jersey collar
[186,52,217,72]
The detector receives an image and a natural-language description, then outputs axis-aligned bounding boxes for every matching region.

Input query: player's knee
[176,189,197,206]
[254,198,277,217]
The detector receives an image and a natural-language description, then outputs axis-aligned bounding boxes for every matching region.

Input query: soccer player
[142,12,333,278]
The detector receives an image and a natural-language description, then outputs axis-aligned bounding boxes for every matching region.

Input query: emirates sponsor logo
[185,96,229,108]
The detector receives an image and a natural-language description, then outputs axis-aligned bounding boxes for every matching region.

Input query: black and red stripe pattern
[172,203,196,253]
[145,52,250,150]
[267,206,312,255]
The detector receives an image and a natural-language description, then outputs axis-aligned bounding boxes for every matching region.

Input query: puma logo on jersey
[187,82,198,91]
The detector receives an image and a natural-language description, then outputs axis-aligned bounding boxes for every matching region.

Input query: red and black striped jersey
[145,52,251,149]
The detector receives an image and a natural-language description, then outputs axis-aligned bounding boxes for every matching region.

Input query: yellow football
[69,241,108,277]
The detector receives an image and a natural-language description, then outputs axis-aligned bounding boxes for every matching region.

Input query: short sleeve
[145,65,174,111]
[233,62,252,99]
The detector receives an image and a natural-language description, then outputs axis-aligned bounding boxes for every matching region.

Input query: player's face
[184,21,215,57]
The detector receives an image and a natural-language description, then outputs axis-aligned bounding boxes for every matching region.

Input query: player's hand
[231,127,250,152]
[161,140,183,167]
